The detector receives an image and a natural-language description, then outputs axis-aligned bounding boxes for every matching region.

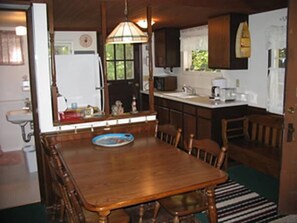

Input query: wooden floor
[0,150,40,210]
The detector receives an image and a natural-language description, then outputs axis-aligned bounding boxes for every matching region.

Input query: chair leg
[139,204,144,223]
[152,201,160,223]
[59,198,65,223]
[173,216,179,223]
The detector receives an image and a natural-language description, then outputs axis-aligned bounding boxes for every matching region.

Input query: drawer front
[183,104,196,115]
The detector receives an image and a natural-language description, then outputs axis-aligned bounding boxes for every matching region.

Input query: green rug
[227,164,279,203]
[0,202,48,223]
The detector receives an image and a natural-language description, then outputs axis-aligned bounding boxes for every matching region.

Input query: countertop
[141,90,248,109]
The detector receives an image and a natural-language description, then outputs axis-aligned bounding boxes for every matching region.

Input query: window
[266,25,286,114]
[105,44,134,81]
[0,31,24,65]
[270,48,286,69]
[180,26,218,73]
[187,50,211,71]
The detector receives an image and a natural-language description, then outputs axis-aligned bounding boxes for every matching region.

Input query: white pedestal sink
[6,109,33,125]
[6,109,34,143]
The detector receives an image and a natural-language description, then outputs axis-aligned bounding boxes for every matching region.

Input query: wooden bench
[221,114,283,178]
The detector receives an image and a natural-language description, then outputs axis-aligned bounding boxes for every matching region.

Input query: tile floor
[0,150,40,210]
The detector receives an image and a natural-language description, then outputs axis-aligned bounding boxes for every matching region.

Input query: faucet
[182,85,196,95]
[23,98,32,111]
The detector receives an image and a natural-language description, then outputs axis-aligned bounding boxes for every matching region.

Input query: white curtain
[180,35,208,51]
[0,31,24,65]
[180,25,208,51]
[265,25,286,114]
[266,25,287,50]
[267,68,285,114]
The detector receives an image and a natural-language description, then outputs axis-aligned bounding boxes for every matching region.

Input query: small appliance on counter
[154,75,177,91]
[210,78,227,100]
[220,88,236,102]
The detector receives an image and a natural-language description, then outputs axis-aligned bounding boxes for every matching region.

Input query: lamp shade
[106,20,148,44]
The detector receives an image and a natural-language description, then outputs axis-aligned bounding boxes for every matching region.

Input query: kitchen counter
[141,90,247,108]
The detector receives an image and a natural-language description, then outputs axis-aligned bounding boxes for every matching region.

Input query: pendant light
[106,0,148,44]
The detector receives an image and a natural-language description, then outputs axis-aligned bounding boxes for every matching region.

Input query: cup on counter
[71,102,78,109]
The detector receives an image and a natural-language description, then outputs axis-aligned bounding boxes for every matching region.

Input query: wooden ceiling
[52,0,288,33]
[0,0,288,32]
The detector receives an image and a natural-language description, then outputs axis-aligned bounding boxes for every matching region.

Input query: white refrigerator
[55,54,104,112]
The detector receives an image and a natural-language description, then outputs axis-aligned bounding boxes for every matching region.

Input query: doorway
[0,8,40,208]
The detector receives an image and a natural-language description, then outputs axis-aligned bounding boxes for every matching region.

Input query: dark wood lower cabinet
[183,104,197,145]
[143,94,248,146]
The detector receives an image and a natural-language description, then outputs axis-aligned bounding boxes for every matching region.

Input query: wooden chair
[152,134,227,223]
[40,138,65,222]
[154,121,182,148]
[138,121,182,222]
[49,144,130,223]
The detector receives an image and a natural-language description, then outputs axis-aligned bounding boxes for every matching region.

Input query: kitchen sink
[164,92,198,99]
[6,109,33,125]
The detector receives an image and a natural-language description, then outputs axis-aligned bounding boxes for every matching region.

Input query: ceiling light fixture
[106,0,148,44]
[137,19,155,29]
[15,26,27,36]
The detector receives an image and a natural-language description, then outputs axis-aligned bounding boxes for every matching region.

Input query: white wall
[223,8,287,109]
[0,28,32,152]
[55,31,97,53]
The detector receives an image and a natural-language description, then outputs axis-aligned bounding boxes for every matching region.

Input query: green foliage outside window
[191,50,213,71]
[105,44,134,81]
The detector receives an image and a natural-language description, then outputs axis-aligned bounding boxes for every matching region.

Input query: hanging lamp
[106,0,148,44]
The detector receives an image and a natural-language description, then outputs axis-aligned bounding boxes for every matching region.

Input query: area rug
[215,180,284,223]
[126,179,285,223]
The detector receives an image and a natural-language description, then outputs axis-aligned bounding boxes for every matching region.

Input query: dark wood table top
[57,135,228,213]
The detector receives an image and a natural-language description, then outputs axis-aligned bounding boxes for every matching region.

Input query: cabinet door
[208,14,248,69]
[183,104,197,144]
[183,113,197,143]
[140,93,149,111]
[208,15,231,69]
[157,106,170,124]
[154,30,166,67]
[197,117,212,139]
[197,107,212,140]
[154,28,180,68]
[170,109,182,130]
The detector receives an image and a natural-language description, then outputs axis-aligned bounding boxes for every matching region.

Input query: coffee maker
[211,78,227,100]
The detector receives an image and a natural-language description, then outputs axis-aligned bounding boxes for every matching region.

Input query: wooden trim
[101,2,110,115]
[147,2,154,113]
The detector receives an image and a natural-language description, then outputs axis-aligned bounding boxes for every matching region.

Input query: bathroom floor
[0,150,40,210]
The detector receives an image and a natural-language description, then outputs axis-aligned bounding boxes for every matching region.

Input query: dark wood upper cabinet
[208,13,248,69]
[154,28,180,69]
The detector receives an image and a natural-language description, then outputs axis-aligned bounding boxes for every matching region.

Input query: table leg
[98,210,110,223]
[206,187,217,223]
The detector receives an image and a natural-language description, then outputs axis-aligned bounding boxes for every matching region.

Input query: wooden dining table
[57,134,228,223]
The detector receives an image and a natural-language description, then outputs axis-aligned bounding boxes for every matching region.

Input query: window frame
[106,43,135,82]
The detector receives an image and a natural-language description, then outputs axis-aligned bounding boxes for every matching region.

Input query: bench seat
[222,114,283,178]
